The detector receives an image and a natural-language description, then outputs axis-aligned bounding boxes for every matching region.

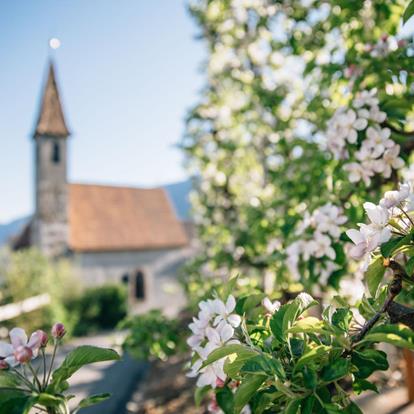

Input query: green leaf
[406,256,414,276]
[289,338,304,359]
[241,355,285,379]
[332,308,352,332]
[285,399,300,414]
[361,325,414,349]
[344,401,363,414]
[321,358,350,382]
[352,349,388,379]
[300,396,315,414]
[365,256,385,297]
[282,302,301,338]
[79,393,111,408]
[302,367,317,390]
[288,317,326,334]
[194,386,209,406]
[295,345,329,369]
[242,293,266,313]
[37,393,65,407]
[380,235,410,258]
[201,344,257,369]
[49,346,120,392]
[0,371,22,388]
[0,390,33,414]
[233,375,266,414]
[216,387,234,414]
[403,0,414,23]
[353,379,378,395]
[270,304,289,342]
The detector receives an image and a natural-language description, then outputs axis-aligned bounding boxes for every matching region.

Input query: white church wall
[71,246,194,317]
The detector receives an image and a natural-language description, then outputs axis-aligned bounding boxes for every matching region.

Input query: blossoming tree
[183,0,414,412]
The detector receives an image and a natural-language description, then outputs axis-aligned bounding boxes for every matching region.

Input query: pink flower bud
[216,377,225,388]
[0,360,8,370]
[51,323,66,339]
[14,346,33,364]
[381,33,389,42]
[398,39,407,48]
[36,330,48,347]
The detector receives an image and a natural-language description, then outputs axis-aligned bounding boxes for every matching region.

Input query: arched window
[52,141,60,163]
[134,270,145,300]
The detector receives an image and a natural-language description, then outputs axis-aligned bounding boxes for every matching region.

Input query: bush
[120,309,186,361]
[67,284,127,336]
[0,248,77,334]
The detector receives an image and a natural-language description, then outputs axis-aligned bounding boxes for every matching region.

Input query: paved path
[42,332,148,414]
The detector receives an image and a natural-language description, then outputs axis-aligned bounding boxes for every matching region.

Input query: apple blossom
[380,183,411,208]
[296,292,315,309]
[212,295,242,328]
[0,327,43,367]
[14,346,33,364]
[262,297,281,314]
[52,322,66,339]
[37,330,48,348]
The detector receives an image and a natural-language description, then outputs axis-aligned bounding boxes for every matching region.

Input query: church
[13,60,193,316]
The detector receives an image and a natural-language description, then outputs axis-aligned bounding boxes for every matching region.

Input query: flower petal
[225,295,236,313]
[0,342,13,358]
[9,328,27,350]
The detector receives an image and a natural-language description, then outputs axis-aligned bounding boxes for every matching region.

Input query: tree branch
[387,302,414,331]
[352,259,403,343]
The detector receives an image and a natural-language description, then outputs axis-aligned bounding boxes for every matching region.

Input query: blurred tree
[0,248,79,333]
[183,0,414,301]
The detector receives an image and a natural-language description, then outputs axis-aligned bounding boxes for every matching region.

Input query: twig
[352,260,403,344]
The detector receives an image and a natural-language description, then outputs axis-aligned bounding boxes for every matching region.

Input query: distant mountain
[0,216,31,246]
[163,180,192,221]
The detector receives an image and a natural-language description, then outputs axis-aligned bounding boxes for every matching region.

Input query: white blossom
[262,297,281,314]
[296,292,315,309]
[380,183,410,208]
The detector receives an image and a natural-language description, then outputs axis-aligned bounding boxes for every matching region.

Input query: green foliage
[183,0,414,411]
[194,293,409,413]
[0,329,120,414]
[120,309,186,361]
[48,345,120,393]
[0,248,78,333]
[66,284,127,336]
[365,257,386,297]
[403,0,414,23]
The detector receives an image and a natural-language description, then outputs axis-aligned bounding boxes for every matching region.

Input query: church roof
[68,183,189,252]
[33,61,70,138]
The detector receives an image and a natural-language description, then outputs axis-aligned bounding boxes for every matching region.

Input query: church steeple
[33,61,70,138]
[31,59,70,256]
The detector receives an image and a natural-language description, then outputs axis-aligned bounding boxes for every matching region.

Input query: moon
[49,38,61,50]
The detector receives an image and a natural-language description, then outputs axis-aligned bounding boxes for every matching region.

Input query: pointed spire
[33,60,70,138]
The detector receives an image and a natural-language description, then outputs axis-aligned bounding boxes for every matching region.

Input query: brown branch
[352,259,403,343]
[387,302,414,331]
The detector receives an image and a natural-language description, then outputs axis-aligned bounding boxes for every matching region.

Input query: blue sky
[0,0,205,223]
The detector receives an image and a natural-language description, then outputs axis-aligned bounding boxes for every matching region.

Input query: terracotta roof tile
[33,61,70,138]
[68,184,188,252]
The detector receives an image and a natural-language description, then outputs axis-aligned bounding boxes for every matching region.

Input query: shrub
[0,248,77,334]
[120,309,186,361]
[67,284,127,336]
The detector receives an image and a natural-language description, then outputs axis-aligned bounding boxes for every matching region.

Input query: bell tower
[31,60,70,256]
